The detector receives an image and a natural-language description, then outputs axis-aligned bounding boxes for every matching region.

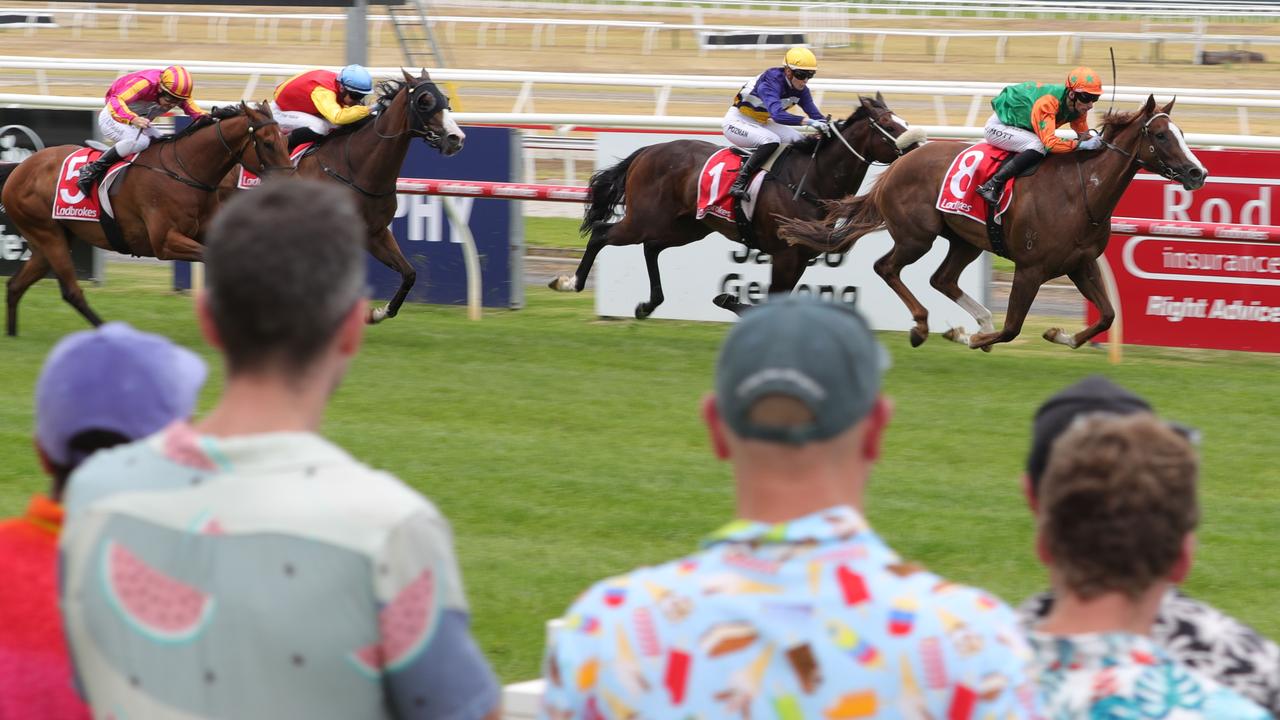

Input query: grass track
[0,263,1276,683]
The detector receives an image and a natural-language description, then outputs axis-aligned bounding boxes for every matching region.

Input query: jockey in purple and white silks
[722,46,832,200]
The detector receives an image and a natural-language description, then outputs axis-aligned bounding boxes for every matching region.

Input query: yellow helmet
[784,47,818,73]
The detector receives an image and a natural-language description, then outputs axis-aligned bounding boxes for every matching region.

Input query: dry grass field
[2,1,1278,138]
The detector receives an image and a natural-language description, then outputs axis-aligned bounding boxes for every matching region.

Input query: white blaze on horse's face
[441,109,465,156]
[1167,119,1207,190]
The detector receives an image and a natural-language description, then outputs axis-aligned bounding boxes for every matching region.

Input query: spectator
[1028,413,1270,718]
[1019,376,1280,715]
[59,180,500,719]
[541,296,1040,719]
[0,322,206,720]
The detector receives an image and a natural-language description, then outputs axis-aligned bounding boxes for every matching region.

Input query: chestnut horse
[549,94,926,318]
[0,102,291,336]
[780,96,1207,351]
[220,69,465,324]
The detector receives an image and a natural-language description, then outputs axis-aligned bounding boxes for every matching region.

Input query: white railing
[3,57,1278,136]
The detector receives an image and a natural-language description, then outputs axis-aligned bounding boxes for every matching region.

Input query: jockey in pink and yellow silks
[78,66,207,194]
[975,66,1105,204]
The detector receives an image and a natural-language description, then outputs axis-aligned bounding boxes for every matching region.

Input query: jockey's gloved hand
[1078,136,1103,151]
[803,118,832,136]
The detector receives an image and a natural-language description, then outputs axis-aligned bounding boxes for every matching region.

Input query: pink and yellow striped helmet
[159,65,194,100]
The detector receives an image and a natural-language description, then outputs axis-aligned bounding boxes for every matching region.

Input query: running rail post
[440,196,482,321]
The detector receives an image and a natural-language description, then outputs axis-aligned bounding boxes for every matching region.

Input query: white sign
[593,133,989,331]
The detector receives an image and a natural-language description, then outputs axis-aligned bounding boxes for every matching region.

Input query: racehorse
[0,102,291,336]
[220,69,466,324]
[780,95,1207,351]
[548,93,926,318]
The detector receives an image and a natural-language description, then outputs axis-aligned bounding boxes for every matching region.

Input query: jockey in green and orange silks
[975,67,1105,204]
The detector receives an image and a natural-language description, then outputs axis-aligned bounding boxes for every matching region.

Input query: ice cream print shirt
[541,505,1041,719]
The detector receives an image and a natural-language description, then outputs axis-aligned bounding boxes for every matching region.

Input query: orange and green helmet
[160,65,195,100]
[1065,66,1103,95]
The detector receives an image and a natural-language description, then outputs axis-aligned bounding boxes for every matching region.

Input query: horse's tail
[778,180,887,253]
[580,147,643,236]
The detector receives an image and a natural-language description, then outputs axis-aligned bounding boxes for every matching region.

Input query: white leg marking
[956,293,995,333]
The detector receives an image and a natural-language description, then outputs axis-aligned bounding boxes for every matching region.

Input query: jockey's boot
[975,149,1043,205]
[729,142,779,200]
[77,145,121,197]
[287,127,325,152]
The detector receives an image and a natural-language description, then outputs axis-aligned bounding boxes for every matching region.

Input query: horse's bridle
[1095,112,1187,184]
[215,115,292,177]
[372,78,451,148]
[830,110,910,166]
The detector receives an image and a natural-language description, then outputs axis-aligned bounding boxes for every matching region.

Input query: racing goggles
[790,68,816,81]
[1073,91,1101,103]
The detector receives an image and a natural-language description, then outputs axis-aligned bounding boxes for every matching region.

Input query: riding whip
[793,114,829,201]
[1108,47,1117,116]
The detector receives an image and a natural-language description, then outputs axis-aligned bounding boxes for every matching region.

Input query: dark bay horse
[780,96,1207,351]
[220,69,465,324]
[549,93,926,318]
[1,102,291,336]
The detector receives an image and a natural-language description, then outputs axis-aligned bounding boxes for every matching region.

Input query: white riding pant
[269,102,337,135]
[722,107,805,149]
[983,114,1047,155]
[98,106,164,156]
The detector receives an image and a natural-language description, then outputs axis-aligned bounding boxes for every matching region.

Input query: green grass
[2,263,1277,684]
[525,215,584,251]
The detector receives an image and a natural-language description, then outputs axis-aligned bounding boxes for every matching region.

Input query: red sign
[1090,148,1280,353]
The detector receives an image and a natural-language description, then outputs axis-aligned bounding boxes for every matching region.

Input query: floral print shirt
[1020,590,1280,716]
[1029,631,1271,719]
[542,505,1041,719]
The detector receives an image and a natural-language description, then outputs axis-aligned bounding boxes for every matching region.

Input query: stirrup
[976,182,999,203]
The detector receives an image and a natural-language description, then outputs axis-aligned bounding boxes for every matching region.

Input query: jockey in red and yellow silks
[270,65,374,149]
[78,66,206,194]
[975,67,1105,204]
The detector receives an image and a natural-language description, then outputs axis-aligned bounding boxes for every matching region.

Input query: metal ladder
[385,0,449,69]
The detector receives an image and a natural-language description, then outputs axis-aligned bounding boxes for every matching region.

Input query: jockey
[723,46,832,200]
[271,65,374,150]
[78,65,206,195]
[975,66,1105,204]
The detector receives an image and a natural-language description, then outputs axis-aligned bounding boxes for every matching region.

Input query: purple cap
[35,322,208,466]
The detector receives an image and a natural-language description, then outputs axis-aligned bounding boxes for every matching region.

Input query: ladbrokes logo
[0,124,45,162]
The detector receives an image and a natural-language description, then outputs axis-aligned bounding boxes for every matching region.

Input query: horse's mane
[788,95,884,154]
[160,103,243,143]
[1098,107,1145,138]
[336,79,406,136]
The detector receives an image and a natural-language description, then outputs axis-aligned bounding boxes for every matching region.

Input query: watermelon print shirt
[59,421,499,720]
[541,505,1042,719]
[1029,631,1272,719]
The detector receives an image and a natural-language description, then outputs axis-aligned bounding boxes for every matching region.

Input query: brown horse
[1,102,291,336]
[220,69,465,323]
[549,94,926,318]
[780,95,1207,351]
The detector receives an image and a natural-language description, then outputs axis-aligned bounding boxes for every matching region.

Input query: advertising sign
[1090,149,1280,353]
[1,110,102,280]
[178,126,522,308]
[593,133,989,330]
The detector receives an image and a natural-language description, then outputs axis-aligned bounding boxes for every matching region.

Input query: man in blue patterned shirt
[541,297,1040,719]
[1028,413,1270,719]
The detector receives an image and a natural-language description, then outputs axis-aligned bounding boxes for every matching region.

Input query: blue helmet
[337,64,373,95]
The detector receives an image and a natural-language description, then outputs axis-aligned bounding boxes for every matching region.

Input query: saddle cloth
[935,142,1016,224]
[236,143,313,189]
[51,148,130,222]
[695,147,766,223]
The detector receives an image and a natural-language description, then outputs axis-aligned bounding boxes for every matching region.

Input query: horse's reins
[1076,112,1182,227]
[321,79,449,197]
[133,114,286,192]
[830,113,906,166]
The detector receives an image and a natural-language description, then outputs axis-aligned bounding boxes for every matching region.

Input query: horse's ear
[419,67,430,79]
[402,68,414,84]
[876,90,885,105]
[258,100,274,117]
[1142,94,1157,115]
[1161,96,1177,114]
[239,100,251,116]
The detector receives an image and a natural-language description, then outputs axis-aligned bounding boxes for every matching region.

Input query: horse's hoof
[368,305,389,325]
[942,327,963,343]
[909,327,927,347]
[548,274,575,292]
[1043,328,1059,342]
[635,303,651,319]
[712,293,737,310]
